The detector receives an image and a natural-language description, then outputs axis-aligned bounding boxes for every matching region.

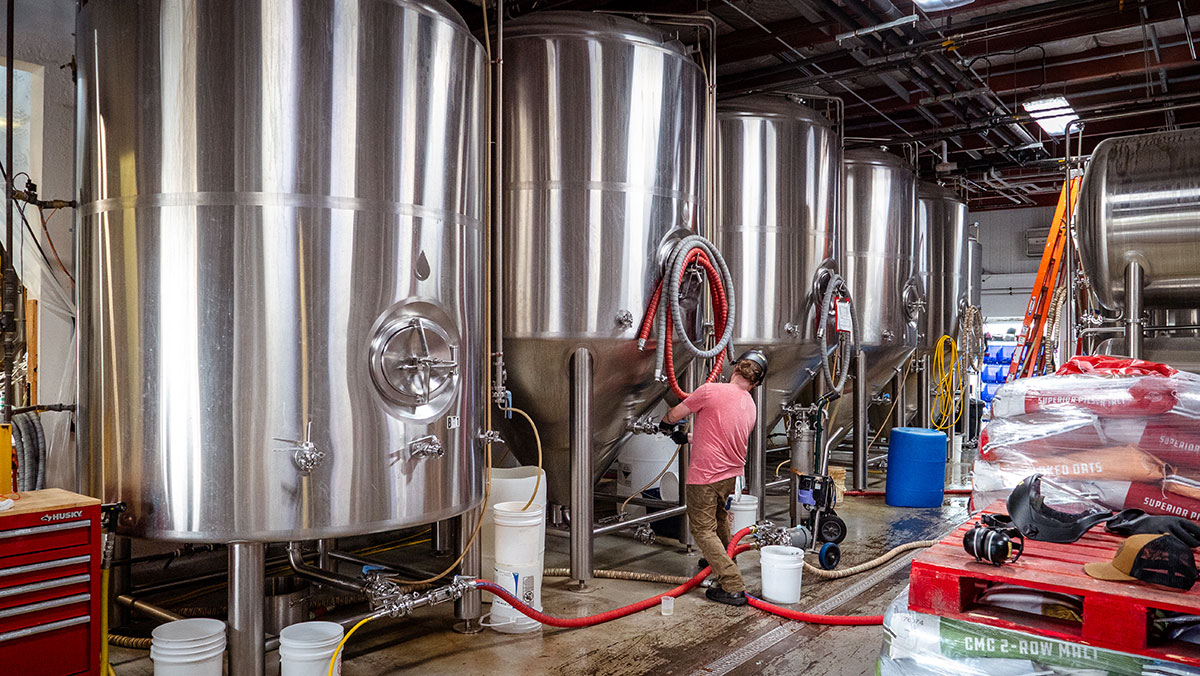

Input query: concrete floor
[111,475,970,675]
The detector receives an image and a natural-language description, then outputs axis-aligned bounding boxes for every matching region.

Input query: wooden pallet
[909,501,1200,666]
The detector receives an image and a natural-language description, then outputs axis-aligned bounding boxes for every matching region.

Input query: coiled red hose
[637,246,730,399]
[475,526,883,628]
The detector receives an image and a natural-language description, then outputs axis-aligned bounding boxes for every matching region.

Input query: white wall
[9,1,77,489]
[971,206,1057,320]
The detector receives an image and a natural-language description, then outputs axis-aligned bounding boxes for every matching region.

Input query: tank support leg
[853,349,869,491]
[453,511,483,633]
[892,360,907,430]
[569,347,594,591]
[748,385,767,521]
[916,355,930,428]
[679,368,696,553]
[432,519,452,556]
[111,536,131,629]
[228,542,265,676]
[1125,261,1145,359]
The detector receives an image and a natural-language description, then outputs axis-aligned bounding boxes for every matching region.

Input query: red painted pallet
[909,501,1200,666]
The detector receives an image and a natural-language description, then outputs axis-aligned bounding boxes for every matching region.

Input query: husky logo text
[40,510,84,523]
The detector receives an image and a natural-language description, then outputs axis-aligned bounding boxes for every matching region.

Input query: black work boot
[705,586,748,606]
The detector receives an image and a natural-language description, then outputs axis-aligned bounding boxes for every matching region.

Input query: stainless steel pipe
[853,349,869,490]
[749,385,767,521]
[1126,261,1145,359]
[228,542,265,676]
[453,509,483,633]
[892,361,907,429]
[916,355,930,428]
[287,543,365,594]
[432,519,452,556]
[114,595,184,624]
[569,348,594,590]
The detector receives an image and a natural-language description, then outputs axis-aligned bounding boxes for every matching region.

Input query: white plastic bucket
[279,621,344,676]
[760,545,805,605]
[728,494,759,534]
[482,466,547,601]
[151,619,226,676]
[489,501,544,634]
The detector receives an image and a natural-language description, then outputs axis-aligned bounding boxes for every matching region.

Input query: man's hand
[657,419,690,446]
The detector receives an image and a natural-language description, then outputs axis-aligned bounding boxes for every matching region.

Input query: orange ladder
[1005,177,1082,382]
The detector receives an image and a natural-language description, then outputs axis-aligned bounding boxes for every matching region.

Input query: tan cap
[1084,534,1169,582]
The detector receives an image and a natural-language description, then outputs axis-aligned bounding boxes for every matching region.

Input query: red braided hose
[638,247,731,399]
[473,526,883,628]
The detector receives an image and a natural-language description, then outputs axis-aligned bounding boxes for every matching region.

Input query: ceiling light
[913,0,975,10]
[1022,96,1079,136]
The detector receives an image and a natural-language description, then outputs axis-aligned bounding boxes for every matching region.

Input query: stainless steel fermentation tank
[500,12,703,498]
[910,182,972,428]
[1078,128,1200,359]
[77,2,486,669]
[714,96,840,513]
[499,12,705,583]
[830,149,918,488]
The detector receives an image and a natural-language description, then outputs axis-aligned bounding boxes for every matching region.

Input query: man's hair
[734,359,764,384]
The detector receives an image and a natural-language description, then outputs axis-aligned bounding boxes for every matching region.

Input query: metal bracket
[479,430,503,445]
[274,421,326,474]
[615,310,634,329]
[409,435,444,459]
[625,416,658,435]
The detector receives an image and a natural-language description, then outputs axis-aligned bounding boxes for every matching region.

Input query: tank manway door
[370,308,460,420]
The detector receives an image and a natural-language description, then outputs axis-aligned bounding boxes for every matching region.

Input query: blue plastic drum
[886,428,948,508]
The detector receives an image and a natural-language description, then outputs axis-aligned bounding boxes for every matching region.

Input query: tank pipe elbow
[287,542,367,594]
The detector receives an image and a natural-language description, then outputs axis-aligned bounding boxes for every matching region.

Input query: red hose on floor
[637,246,730,399]
[475,526,883,628]
[843,489,972,497]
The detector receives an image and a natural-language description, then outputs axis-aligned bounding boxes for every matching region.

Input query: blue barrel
[886,428,947,508]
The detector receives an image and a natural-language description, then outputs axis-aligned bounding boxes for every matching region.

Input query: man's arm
[662,400,693,425]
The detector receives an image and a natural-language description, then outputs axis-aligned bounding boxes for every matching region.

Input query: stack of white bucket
[279,621,345,676]
[150,619,226,676]
[489,500,545,633]
[482,466,546,601]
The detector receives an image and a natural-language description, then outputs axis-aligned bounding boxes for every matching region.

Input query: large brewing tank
[842,149,919,388]
[914,182,971,352]
[76,0,486,541]
[500,12,704,506]
[1078,128,1200,311]
[715,96,840,430]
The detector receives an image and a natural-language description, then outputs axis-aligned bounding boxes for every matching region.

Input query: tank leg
[679,367,696,553]
[892,360,907,431]
[432,519,452,557]
[853,349,868,491]
[1125,261,1145,359]
[916,355,930,428]
[453,511,483,634]
[111,536,131,629]
[748,385,766,521]
[316,538,335,571]
[568,347,594,592]
[228,542,265,676]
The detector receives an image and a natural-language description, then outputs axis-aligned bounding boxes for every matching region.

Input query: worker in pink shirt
[660,350,766,606]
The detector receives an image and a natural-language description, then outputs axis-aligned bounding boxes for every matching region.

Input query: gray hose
[817,274,859,393]
[16,414,37,492]
[10,414,24,491]
[32,413,46,490]
[653,235,737,380]
[803,539,937,579]
[542,567,710,587]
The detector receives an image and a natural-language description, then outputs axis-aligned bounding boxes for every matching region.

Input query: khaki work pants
[685,477,746,593]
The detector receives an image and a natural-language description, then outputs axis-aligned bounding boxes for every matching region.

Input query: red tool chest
[0,489,101,675]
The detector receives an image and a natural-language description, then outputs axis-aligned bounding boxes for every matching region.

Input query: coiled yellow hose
[932,335,964,431]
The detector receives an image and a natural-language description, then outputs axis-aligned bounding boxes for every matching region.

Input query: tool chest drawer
[0,489,102,676]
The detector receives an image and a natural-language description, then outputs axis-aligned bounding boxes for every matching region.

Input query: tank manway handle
[636,234,736,399]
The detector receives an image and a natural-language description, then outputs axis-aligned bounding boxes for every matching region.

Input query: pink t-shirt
[681,382,757,485]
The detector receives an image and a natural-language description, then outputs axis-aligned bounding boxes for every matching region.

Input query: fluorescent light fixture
[1022,96,1079,136]
[914,0,975,10]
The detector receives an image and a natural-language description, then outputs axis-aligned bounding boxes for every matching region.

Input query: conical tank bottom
[743,340,830,433]
[824,344,916,451]
[498,337,693,507]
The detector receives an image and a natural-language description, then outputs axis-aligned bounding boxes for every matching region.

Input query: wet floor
[110,476,971,675]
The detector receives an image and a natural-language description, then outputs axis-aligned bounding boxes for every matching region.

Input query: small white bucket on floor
[279,621,344,676]
[760,545,805,604]
[490,501,544,634]
[728,494,758,533]
[482,467,547,601]
[151,619,226,676]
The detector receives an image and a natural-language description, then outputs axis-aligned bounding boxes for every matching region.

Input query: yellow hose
[100,568,111,669]
[327,614,380,676]
[502,406,543,511]
[932,335,963,431]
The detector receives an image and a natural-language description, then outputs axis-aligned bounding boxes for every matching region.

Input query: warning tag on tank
[835,298,853,334]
